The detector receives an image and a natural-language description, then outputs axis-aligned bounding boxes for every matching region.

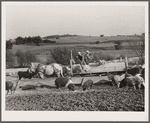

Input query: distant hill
[42,34,144,44]
[43,34,78,39]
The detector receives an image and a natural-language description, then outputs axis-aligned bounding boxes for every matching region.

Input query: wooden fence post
[70,50,73,76]
[125,56,128,72]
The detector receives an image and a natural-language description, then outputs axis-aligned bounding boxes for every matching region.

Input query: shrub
[116,54,126,59]
[6,50,15,68]
[6,40,13,50]
[50,47,72,65]
[49,47,79,65]
[95,41,99,44]
[114,41,122,50]
[15,50,37,67]
[46,56,56,65]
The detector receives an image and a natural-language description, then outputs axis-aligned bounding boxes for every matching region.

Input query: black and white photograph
[1,1,149,121]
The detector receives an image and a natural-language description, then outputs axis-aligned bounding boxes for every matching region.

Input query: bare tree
[127,35,145,65]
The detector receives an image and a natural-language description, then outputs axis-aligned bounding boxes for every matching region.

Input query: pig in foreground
[54,77,75,91]
[82,79,93,91]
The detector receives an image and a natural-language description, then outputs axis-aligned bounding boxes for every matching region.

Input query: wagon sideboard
[72,61,127,75]
[6,61,127,76]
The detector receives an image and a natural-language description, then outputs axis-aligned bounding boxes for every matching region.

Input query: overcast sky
[4,2,145,40]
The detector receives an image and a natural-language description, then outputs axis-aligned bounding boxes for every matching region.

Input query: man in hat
[84,50,92,65]
[77,52,85,69]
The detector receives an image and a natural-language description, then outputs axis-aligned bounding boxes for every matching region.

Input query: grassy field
[8,35,144,67]
[44,35,142,43]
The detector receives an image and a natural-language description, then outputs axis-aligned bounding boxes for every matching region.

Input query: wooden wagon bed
[72,61,127,76]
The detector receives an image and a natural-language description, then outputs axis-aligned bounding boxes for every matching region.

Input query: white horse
[28,62,64,78]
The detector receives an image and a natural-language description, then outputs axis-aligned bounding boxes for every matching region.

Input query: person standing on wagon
[77,52,85,69]
[84,50,92,65]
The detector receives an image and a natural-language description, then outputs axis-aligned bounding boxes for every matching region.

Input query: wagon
[69,50,128,77]
[71,62,127,77]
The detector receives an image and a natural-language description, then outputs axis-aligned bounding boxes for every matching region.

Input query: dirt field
[5,76,144,111]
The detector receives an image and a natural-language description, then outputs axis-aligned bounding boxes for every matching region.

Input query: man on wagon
[76,52,86,69]
[84,50,92,65]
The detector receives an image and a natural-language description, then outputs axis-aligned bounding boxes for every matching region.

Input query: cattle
[127,65,142,76]
[6,80,19,94]
[54,77,75,91]
[119,74,144,90]
[18,71,35,80]
[81,79,93,91]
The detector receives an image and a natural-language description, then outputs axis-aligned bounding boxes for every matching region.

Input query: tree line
[6,36,56,50]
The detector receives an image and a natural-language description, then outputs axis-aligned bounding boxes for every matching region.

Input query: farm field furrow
[6,85,144,111]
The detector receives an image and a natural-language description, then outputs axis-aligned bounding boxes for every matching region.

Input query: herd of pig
[6,64,145,94]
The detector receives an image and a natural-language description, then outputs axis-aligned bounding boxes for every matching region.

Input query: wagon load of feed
[98,60,106,66]
[72,64,91,73]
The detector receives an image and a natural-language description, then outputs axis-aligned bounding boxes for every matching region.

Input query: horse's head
[28,65,36,73]
[62,66,72,77]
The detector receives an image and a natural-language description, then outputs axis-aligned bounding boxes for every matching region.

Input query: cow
[18,71,35,80]
[81,79,93,91]
[6,80,19,94]
[54,77,75,91]
[119,74,145,90]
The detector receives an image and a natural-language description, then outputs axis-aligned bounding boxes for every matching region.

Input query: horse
[28,62,64,78]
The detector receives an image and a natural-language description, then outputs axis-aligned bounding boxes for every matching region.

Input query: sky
[4,2,146,40]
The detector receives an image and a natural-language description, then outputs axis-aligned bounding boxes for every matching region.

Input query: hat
[86,50,90,54]
[78,52,81,55]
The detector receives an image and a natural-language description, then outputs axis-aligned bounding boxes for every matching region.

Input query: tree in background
[6,50,15,68]
[15,36,42,45]
[15,36,24,45]
[49,47,79,65]
[15,50,37,67]
[100,35,104,37]
[6,40,15,68]
[114,41,122,50]
[95,41,100,44]
[6,40,13,50]
[127,34,145,65]
[32,36,42,46]
[50,47,71,65]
